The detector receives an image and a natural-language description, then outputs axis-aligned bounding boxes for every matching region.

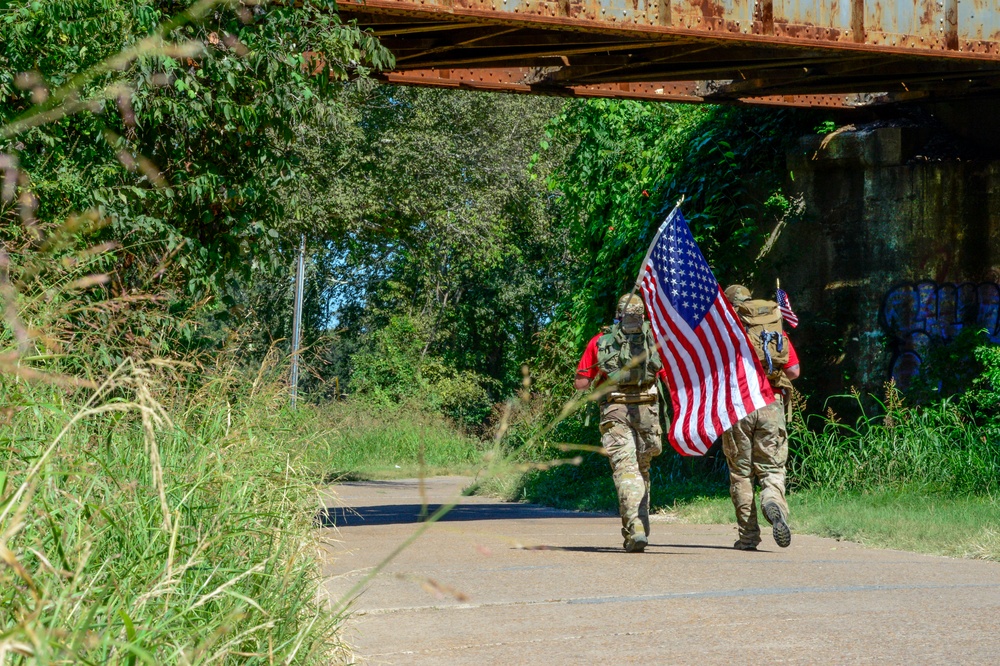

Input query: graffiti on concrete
[880,281,1000,389]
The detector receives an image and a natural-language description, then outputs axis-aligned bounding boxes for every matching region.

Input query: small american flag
[638,207,775,456]
[776,287,799,328]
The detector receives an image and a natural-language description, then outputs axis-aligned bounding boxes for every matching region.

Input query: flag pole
[627,195,685,380]
[632,194,685,295]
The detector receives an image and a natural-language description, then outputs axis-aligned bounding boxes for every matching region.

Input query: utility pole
[290,233,305,409]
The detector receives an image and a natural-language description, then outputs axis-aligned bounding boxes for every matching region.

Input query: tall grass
[295,400,487,479]
[789,387,1000,494]
[0,354,350,664]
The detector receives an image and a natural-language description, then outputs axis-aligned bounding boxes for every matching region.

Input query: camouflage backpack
[734,299,790,387]
[596,321,662,389]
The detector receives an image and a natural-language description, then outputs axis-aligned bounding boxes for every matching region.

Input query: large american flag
[776,287,799,328]
[638,207,775,456]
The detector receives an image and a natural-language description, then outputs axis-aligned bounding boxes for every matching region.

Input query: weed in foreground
[0,356,348,664]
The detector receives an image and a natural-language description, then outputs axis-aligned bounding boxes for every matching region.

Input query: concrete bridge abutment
[767,126,1000,400]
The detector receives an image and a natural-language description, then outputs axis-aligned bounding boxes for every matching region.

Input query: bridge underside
[339,0,1000,108]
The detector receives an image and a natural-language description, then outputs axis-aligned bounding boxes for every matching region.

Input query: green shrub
[968,342,1000,429]
[348,315,497,430]
[905,327,991,403]
[349,315,426,403]
[422,360,496,431]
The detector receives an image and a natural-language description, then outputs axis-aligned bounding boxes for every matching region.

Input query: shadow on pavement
[516,543,732,554]
[517,545,676,555]
[660,542,740,551]
[318,502,595,527]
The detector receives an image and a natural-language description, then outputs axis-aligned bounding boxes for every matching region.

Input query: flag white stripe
[641,274,701,455]
[707,303,769,418]
[712,299,771,410]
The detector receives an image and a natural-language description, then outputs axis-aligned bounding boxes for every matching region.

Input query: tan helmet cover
[724,284,752,306]
[617,293,645,317]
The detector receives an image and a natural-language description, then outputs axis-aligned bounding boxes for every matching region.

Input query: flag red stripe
[641,273,704,454]
[712,293,771,413]
[642,272,706,454]
[701,303,741,427]
[690,316,725,440]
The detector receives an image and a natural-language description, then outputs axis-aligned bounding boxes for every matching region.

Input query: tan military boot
[622,522,648,553]
[763,502,791,548]
[640,512,650,539]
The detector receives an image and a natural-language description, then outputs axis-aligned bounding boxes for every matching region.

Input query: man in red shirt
[721,285,800,551]
[575,293,667,553]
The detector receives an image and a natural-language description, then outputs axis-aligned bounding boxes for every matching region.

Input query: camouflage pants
[721,399,789,548]
[599,401,663,536]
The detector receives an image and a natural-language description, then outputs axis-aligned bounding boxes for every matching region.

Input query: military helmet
[616,293,645,317]
[724,284,752,306]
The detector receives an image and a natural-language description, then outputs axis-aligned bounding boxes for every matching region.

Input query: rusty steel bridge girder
[338,0,1000,108]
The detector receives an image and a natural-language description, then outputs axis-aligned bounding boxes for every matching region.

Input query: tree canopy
[1,0,393,297]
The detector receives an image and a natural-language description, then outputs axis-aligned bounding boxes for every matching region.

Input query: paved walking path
[320,477,1000,665]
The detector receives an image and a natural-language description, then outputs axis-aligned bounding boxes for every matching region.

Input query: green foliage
[789,388,1000,494]
[0,11,397,658]
[279,86,568,416]
[542,101,813,348]
[347,314,497,430]
[542,100,682,343]
[968,342,1000,427]
[0,215,203,383]
[422,359,496,430]
[1,0,393,299]
[814,119,838,135]
[349,315,425,404]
